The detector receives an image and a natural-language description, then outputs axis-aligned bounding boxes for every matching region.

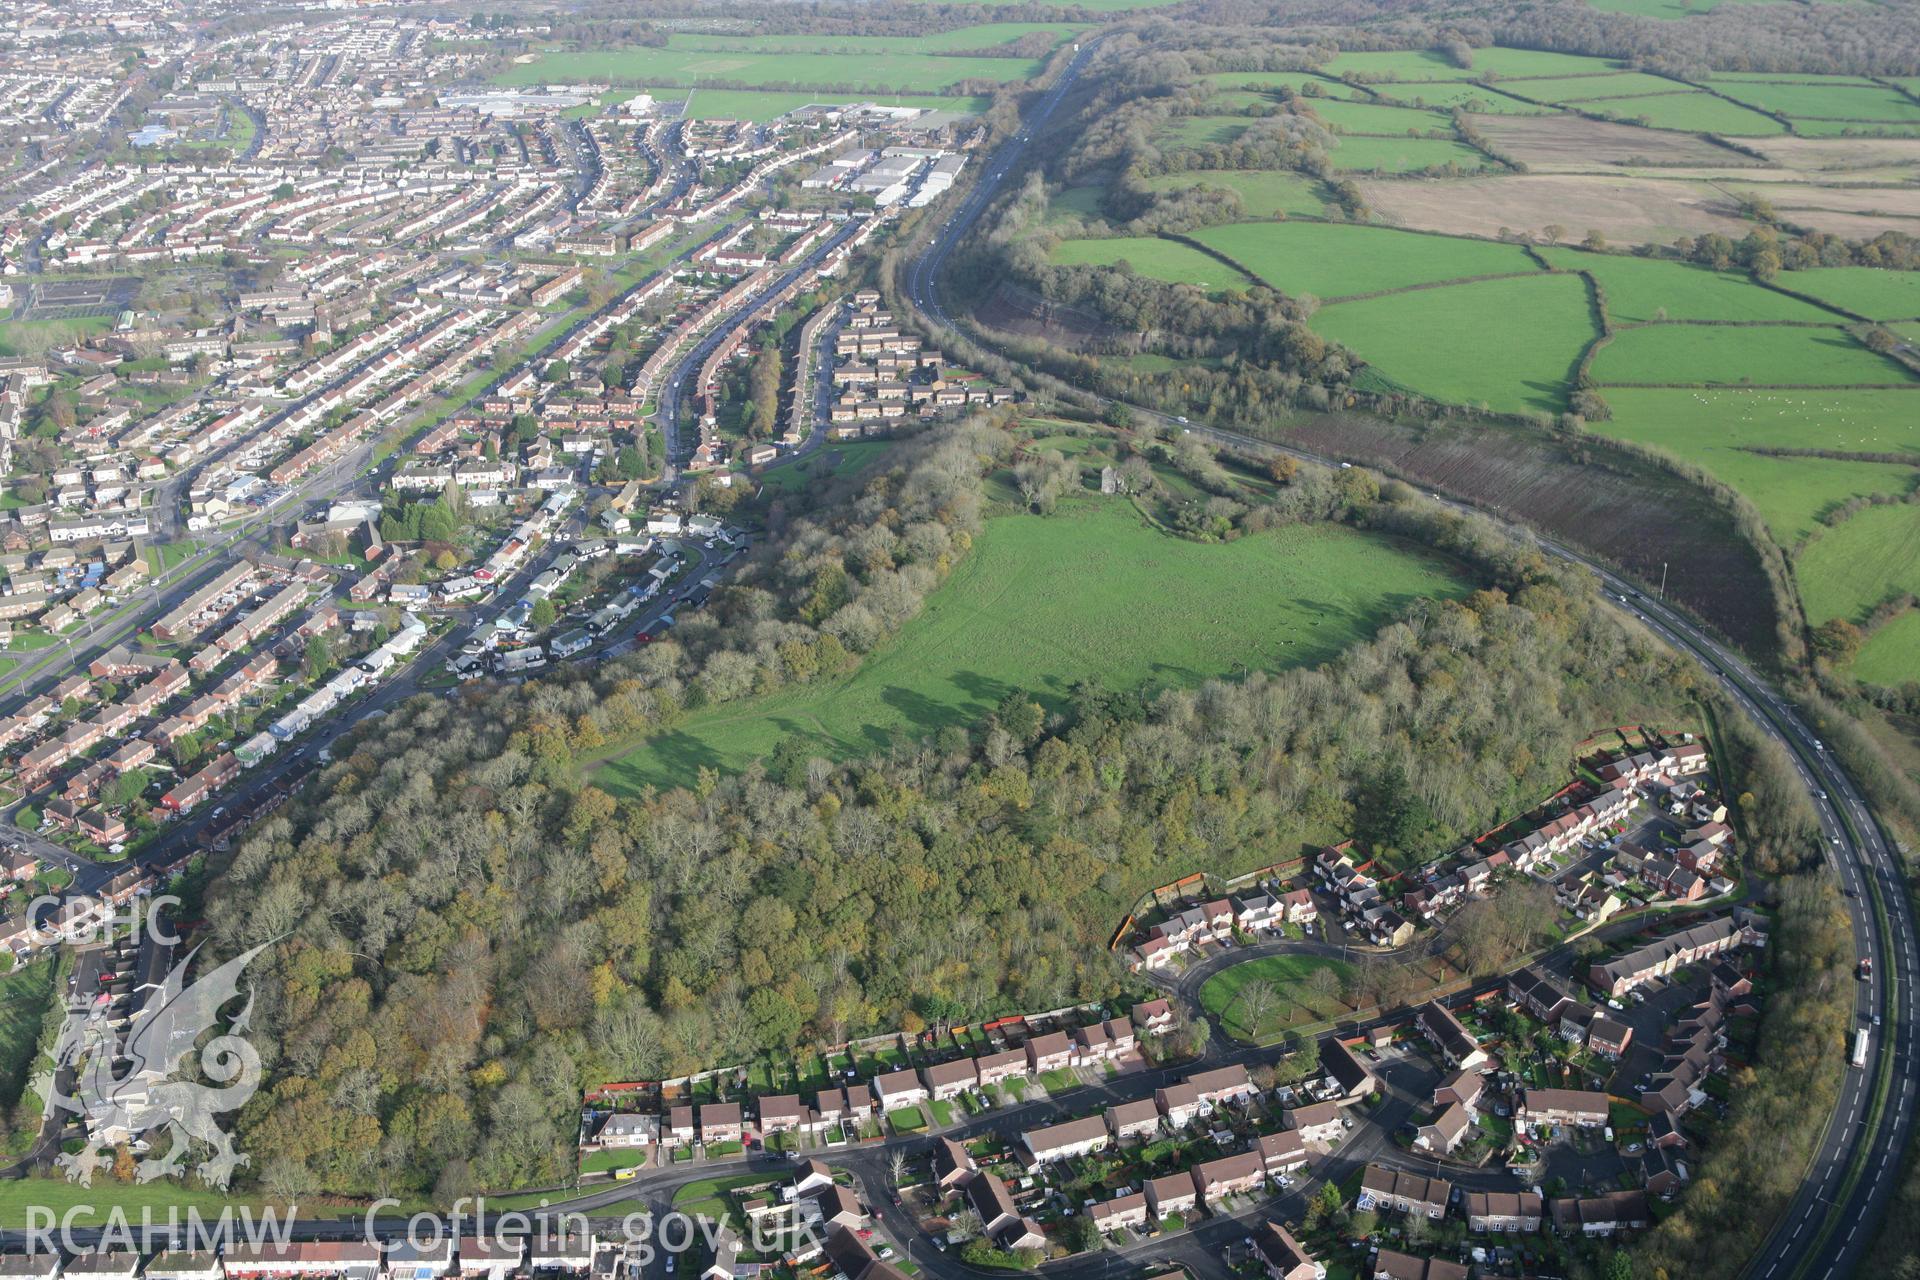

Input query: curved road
[900,37,1914,1280]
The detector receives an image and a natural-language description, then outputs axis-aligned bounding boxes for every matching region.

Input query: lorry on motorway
[1852,1028,1870,1069]
[1860,956,1874,980]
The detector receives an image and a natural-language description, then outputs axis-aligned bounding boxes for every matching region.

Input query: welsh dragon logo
[41,942,271,1190]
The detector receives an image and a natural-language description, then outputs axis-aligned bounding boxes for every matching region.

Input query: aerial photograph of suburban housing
[0,0,1916,1278]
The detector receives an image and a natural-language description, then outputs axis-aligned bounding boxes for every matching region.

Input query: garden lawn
[1777,267,1920,320]
[1310,272,1597,415]
[1795,504,1920,626]
[596,501,1468,792]
[1589,325,1913,386]
[1326,135,1493,172]
[1190,222,1537,299]
[1852,610,1920,686]
[1049,237,1252,290]
[1142,171,1327,217]
[495,48,1042,91]
[1594,388,1920,538]
[1200,953,1358,1040]
[1538,249,1839,324]
[1580,93,1786,135]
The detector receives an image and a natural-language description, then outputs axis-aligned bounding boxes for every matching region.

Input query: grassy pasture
[666,24,1087,54]
[1191,221,1538,299]
[1853,610,1920,686]
[1372,82,1557,113]
[1584,92,1786,134]
[1468,49,1628,77]
[1596,387,1920,540]
[1318,50,1482,81]
[1537,249,1839,324]
[1777,267,1920,320]
[1327,135,1493,171]
[596,502,1468,792]
[1159,115,1257,147]
[1589,324,1912,386]
[496,47,1043,91]
[1303,97,1455,134]
[1142,170,1328,217]
[1310,272,1597,415]
[1047,184,1107,222]
[1204,71,1354,96]
[1717,81,1920,122]
[1787,118,1920,137]
[1050,236,1252,289]
[1796,504,1920,627]
[1589,0,1863,17]
[1502,72,1690,102]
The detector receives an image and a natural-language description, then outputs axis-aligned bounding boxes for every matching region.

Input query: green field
[668,24,1086,54]
[1597,387,1920,541]
[1583,92,1786,134]
[1205,71,1354,96]
[1142,171,1328,217]
[1301,98,1455,134]
[1797,504,1920,628]
[1777,267,1920,321]
[1589,325,1912,387]
[1192,221,1538,299]
[1318,50,1482,81]
[1504,72,1688,102]
[496,47,1043,91]
[0,315,113,357]
[759,441,894,494]
[1050,236,1252,289]
[1326,135,1493,172]
[596,500,1468,792]
[1538,249,1839,324]
[1372,82,1555,114]
[1589,0,1862,18]
[1717,80,1920,122]
[1852,610,1920,685]
[1200,953,1359,1040]
[1047,184,1107,222]
[1160,115,1253,147]
[1468,49,1631,77]
[1322,48,1622,81]
[0,1179,266,1224]
[1312,272,1597,415]
[1787,118,1920,137]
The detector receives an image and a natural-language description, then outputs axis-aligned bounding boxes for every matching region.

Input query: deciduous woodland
[214,420,1696,1197]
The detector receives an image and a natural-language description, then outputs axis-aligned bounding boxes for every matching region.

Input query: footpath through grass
[597,498,1467,792]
